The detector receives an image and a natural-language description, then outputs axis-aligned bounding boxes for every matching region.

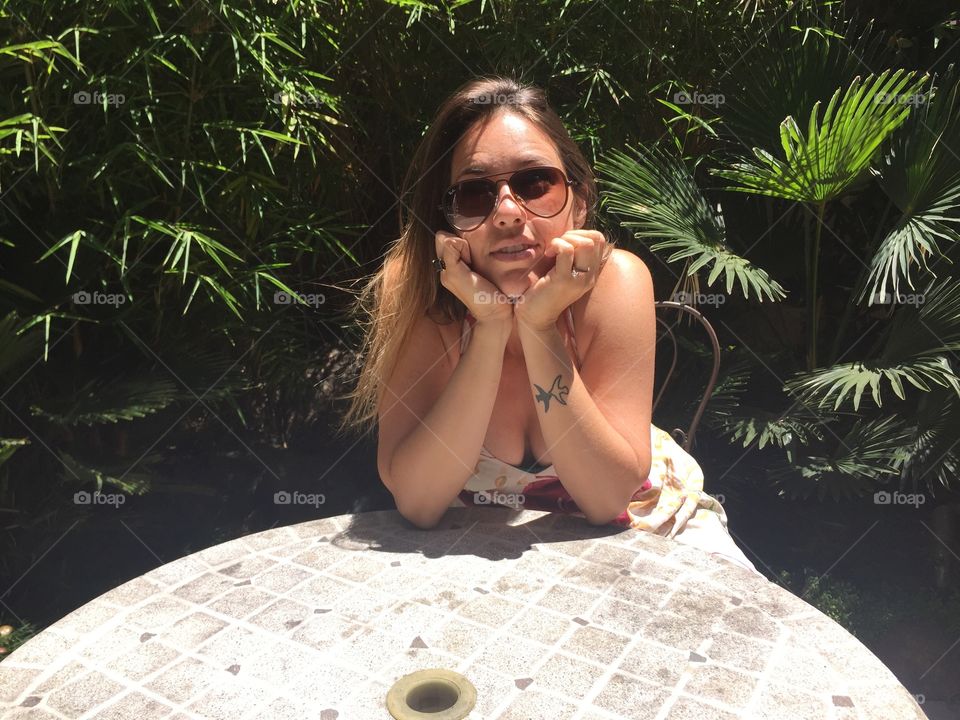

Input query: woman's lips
[491,245,537,261]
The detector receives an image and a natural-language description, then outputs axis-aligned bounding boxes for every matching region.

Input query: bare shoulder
[602,247,651,296]
[573,247,653,345]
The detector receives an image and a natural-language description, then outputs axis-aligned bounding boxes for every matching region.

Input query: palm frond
[861,69,960,305]
[713,69,928,204]
[881,276,960,369]
[597,144,786,302]
[57,451,157,495]
[785,277,960,410]
[785,356,959,412]
[716,408,828,450]
[720,7,892,151]
[28,375,183,426]
[769,415,914,501]
[894,388,960,495]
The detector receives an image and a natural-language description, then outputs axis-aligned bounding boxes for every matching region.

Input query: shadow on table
[327,505,679,563]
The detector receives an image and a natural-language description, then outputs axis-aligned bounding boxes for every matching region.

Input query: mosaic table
[0,507,925,719]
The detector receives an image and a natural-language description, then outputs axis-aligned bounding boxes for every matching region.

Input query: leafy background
[0,0,958,707]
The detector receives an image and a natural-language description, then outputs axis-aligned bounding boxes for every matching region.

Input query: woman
[339,75,759,576]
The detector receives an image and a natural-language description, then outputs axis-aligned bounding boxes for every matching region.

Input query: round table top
[1,507,924,719]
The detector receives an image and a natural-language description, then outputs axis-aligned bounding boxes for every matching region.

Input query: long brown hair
[335,74,615,438]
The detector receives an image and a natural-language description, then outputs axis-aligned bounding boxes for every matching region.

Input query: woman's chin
[495,276,534,298]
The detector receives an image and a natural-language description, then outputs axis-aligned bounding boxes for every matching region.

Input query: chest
[439,310,592,467]
[483,358,543,464]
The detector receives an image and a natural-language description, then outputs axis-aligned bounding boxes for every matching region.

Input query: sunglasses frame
[438,165,578,232]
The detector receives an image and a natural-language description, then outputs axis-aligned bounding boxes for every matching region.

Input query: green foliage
[785,278,960,410]
[0,0,958,649]
[713,69,928,204]
[0,0,364,556]
[779,569,960,646]
[864,70,960,305]
[0,621,38,658]
[720,410,827,450]
[599,4,960,499]
[597,144,787,302]
[780,569,863,630]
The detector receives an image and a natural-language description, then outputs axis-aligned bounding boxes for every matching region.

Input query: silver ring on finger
[571,265,591,279]
[432,257,446,272]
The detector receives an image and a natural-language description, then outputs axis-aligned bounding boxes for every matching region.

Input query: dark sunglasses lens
[448,180,494,230]
[512,167,567,216]
[444,167,569,230]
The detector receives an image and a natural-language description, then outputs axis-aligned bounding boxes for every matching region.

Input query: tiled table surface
[0,507,925,719]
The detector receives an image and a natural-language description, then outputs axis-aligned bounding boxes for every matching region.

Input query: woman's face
[446,111,586,298]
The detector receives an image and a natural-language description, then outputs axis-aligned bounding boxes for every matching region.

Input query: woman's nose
[492,180,525,221]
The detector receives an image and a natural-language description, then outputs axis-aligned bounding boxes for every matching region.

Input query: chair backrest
[652,301,721,454]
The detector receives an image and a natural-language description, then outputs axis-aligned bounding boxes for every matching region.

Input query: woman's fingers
[562,230,600,274]
[435,230,472,268]
[551,237,576,276]
[433,230,516,325]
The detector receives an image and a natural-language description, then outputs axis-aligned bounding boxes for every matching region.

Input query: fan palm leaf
[861,69,960,306]
[28,375,184,426]
[597,144,786,302]
[717,408,828,450]
[720,6,891,151]
[770,415,915,501]
[713,69,928,204]
[894,387,960,494]
[784,277,960,410]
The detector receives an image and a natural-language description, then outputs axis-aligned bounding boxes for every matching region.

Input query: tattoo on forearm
[533,375,569,412]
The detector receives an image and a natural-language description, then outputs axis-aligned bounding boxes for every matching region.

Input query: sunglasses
[439,165,578,232]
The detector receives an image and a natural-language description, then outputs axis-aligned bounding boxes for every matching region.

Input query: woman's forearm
[390,320,510,529]
[518,322,648,524]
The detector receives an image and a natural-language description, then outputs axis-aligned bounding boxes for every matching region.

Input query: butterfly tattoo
[533,374,570,412]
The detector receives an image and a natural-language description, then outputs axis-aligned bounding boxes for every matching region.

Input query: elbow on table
[395,497,446,530]
[585,505,623,527]
[585,468,650,527]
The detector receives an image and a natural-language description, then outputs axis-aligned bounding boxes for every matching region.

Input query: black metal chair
[652,300,721,454]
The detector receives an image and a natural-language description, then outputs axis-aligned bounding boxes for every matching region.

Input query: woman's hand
[516,230,607,331]
[435,230,515,328]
